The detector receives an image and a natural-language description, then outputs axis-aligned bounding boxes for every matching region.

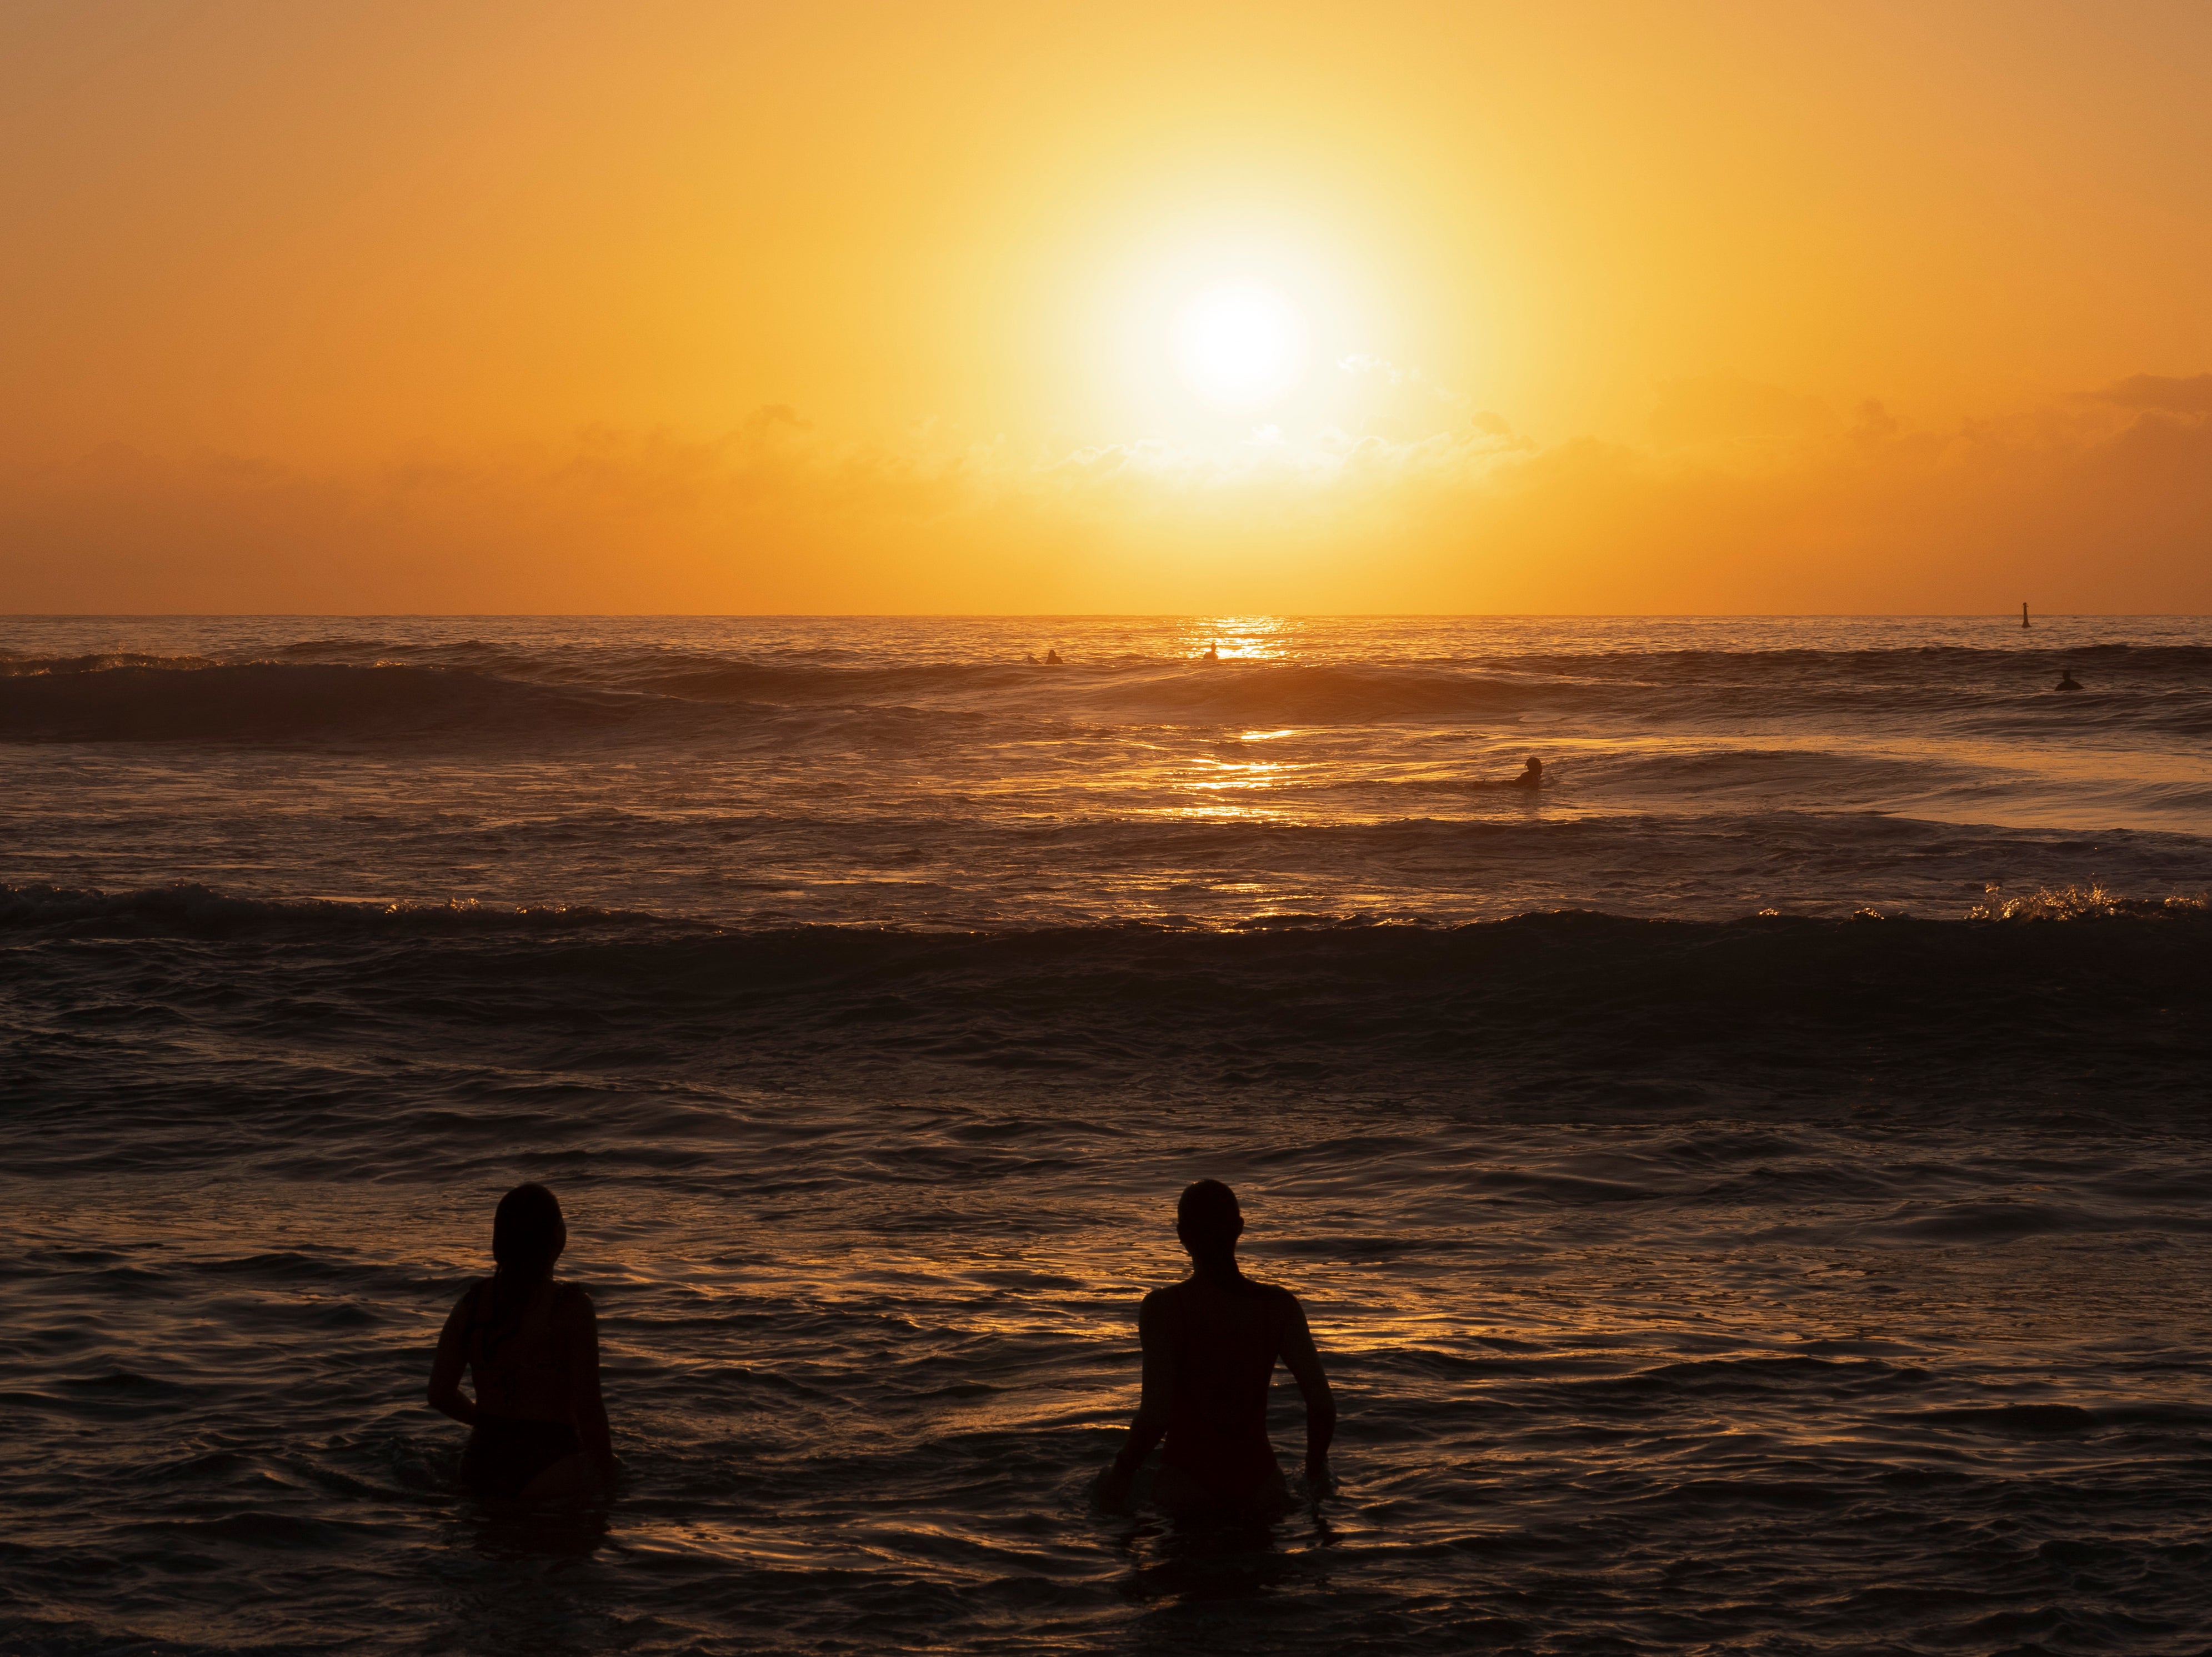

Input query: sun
[1172,283,1309,411]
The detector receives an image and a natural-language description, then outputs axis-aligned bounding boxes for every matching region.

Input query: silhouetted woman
[428,1183,615,1501]
[1100,1180,1335,1515]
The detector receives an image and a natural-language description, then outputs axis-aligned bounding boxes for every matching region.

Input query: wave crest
[6,645,2210,743]
[0,882,662,937]
[0,663,648,743]
[1963,880,2210,921]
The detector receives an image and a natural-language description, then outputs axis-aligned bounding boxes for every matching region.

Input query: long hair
[478,1182,565,1355]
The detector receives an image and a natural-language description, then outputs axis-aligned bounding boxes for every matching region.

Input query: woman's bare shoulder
[437,1277,489,1334]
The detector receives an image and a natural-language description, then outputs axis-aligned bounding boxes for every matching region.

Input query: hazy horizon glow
[2,1,2208,613]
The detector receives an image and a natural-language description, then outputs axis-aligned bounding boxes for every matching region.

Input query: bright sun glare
[1172,284,1308,411]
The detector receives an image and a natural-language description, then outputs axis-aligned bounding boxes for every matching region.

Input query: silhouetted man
[1099,1180,1335,1514]
[2055,670,2082,692]
[1507,754,1543,787]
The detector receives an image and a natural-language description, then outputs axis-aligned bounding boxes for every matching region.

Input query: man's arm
[426,1288,478,1426]
[1276,1290,1336,1487]
[1099,1291,1176,1508]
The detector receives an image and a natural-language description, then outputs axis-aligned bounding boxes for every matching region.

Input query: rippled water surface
[6,613,2211,923]
[4,615,2210,1654]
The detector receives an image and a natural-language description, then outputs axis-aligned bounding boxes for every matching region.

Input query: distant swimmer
[1202,642,1220,663]
[428,1184,615,1503]
[2055,670,2082,692]
[1044,649,1063,665]
[1099,1180,1335,1516]
[1505,755,1543,788]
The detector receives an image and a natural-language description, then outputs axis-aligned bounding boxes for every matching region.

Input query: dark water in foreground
[3,617,2210,1654]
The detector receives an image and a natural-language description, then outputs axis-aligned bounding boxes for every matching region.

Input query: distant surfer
[2055,669,2082,692]
[1044,648,1063,665]
[1506,755,1543,788]
[1099,1180,1335,1516]
[1202,642,1220,663]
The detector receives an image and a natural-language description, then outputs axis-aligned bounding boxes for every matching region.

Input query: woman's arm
[562,1287,616,1482]
[1099,1290,1177,1507]
[1277,1291,1336,1486]
[427,1286,478,1426]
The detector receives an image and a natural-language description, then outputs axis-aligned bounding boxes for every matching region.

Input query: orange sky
[3,0,2208,613]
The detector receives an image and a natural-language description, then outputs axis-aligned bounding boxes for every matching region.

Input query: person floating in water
[1044,648,1063,665]
[428,1183,615,1502]
[1202,642,1220,663]
[1507,755,1543,788]
[1099,1179,1335,1515]
[2055,669,2082,692]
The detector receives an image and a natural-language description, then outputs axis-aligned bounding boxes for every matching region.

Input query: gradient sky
[3,0,2208,612]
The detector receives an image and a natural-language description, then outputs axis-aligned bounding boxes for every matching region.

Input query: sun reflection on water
[1188,617,1297,660]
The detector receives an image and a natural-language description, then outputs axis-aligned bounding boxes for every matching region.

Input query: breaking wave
[6,639,2212,744]
[0,881,665,935]
[7,881,2207,1119]
[0,663,683,743]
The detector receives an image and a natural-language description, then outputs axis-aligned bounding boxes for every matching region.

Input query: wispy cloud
[3,381,2206,612]
[2093,373,2212,414]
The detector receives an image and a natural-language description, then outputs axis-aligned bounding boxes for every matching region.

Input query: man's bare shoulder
[1231,1277,1314,1333]
[1145,1276,1302,1309]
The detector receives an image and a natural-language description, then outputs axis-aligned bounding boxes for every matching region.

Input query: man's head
[1177,1179,1245,1261]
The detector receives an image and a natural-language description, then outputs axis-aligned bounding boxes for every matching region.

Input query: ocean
[4,614,2210,1655]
